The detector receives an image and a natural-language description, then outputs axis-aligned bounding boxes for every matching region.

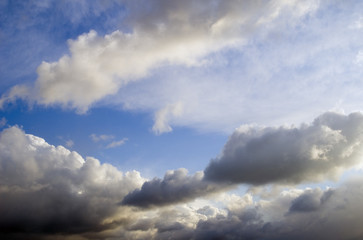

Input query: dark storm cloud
[204,112,363,185]
[0,126,144,237]
[288,188,334,213]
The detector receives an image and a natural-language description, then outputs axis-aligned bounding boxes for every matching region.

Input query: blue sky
[1,1,363,239]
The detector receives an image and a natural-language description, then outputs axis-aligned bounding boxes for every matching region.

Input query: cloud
[106,138,128,149]
[0,0,320,119]
[111,177,363,240]
[204,112,363,185]
[190,178,363,240]
[122,168,225,208]
[65,139,74,148]
[122,112,363,209]
[90,133,127,149]
[90,133,114,142]
[152,102,183,135]
[0,126,145,236]
[113,0,363,133]
[3,114,363,239]
[0,117,6,128]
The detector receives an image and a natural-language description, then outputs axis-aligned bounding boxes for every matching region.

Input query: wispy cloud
[90,133,115,142]
[65,139,74,148]
[90,133,128,149]
[0,117,6,128]
[106,138,128,149]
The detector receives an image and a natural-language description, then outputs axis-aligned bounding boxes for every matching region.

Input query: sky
[1,0,363,239]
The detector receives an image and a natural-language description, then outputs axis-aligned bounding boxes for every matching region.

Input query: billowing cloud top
[0,126,144,234]
[205,112,363,185]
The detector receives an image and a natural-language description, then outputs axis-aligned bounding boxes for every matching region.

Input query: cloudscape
[1,1,363,239]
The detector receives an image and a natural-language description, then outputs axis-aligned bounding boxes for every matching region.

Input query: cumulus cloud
[0,126,145,236]
[122,168,225,208]
[204,112,363,185]
[3,113,363,239]
[123,112,363,209]
[111,177,363,240]
[190,179,363,240]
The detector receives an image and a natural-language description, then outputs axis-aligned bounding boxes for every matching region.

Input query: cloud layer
[0,0,336,133]
[2,112,363,239]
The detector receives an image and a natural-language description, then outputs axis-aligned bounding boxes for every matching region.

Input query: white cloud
[0,0,325,133]
[152,102,183,135]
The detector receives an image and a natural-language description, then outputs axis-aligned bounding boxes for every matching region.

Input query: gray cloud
[0,126,144,237]
[122,168,225,208]
[2,116,363,239]
[122,112,363,209]
[288,188,332,213]
[190,178,363,240]
[204,112,363,185]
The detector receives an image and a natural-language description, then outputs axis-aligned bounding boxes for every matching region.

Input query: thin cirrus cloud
[90,133,128,149]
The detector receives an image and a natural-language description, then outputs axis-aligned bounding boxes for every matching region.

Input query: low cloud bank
[123,112,363,208]
[2,112,363,239]
[0,126,144,235]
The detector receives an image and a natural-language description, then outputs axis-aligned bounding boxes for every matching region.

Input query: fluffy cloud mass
[0,126,145,236]
[2,0,363,239]
[122,168,225,208]
[123,112,363,209]
[205,112,363,185]
[2,112,363,239]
